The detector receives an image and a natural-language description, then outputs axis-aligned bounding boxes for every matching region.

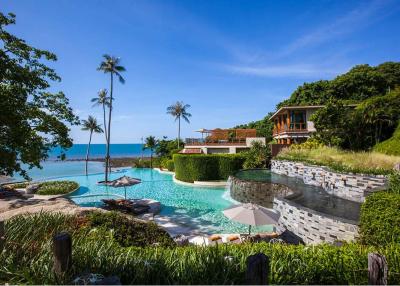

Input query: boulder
[173,234,189,246]
[26,184,40,194]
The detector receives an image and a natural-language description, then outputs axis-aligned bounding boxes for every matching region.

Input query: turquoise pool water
[63,168,272,234]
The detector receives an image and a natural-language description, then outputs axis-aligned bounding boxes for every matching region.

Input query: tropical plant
[81,116,103,175]
[91,89,110,142]
[97,55,125,182]
[0,12,79,179]
[166,101,192,148]
[243,141,271,169]
[144,136,157,168]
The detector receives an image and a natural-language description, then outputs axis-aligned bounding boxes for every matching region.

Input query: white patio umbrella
[223,203,280,235]
[104,175,141,199]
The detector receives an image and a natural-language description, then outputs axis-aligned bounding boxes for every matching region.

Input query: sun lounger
[208,234,223,245]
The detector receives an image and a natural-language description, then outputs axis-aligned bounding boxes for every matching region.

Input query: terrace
[183,128,265,154]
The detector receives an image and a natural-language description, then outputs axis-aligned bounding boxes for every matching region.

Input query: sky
[2,0,400,143]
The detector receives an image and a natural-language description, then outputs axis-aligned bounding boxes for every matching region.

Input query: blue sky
[3,0,400,143]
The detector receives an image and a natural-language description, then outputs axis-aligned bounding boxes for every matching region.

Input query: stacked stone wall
[271,160,387,202]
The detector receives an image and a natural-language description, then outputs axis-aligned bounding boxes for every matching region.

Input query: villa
[270,105,323,145]
[181,128,266,154]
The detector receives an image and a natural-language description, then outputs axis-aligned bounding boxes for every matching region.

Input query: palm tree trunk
[85,131,93,176]
[105,72,113,182]
[178,116,181,148]
[103,103,108,142]
[150,150,153,168]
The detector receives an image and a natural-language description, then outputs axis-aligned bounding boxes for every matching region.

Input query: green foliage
[234,112,274,142]
[388,172,400,195]
[0,12,79,179]
[174,154,245,182]
[374,123,400,156]
[161,158,174,171]
[155,137,182,158]
[289,138,324,150]
[311,88,400,150]
[84,211,174,248]
[276,146,399,175]
[36,180,79,195]
[243,141,271,169]
[3,212,400,284]
[278,62,400,108]
[359,191,400,246]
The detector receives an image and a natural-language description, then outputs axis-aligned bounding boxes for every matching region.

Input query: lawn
[276,146,400,175]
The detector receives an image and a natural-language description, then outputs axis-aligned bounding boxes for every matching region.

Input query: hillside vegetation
[237,62,400,151]
[374,123,400,156]
[276,146,400,175]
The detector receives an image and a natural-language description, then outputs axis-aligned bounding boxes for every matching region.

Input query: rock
[94,276,121,285]
[26,184,40,194]
[173,234,189,246]
[394,163,400,172]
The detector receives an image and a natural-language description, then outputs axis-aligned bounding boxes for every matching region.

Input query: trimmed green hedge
[174,154,245,182]
[36,180,79,195]
[359,191,400,246]
[165,159,174,171]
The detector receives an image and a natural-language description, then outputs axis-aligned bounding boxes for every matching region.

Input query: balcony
[185,138,247,146]
[273,123,308,136]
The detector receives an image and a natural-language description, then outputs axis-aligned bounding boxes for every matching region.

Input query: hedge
[173,154,245,182]
[359,191,400,246]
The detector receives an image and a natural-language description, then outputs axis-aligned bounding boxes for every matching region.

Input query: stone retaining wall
[273,198,359,244]
[271,160,387,202]
[229,176,294,208]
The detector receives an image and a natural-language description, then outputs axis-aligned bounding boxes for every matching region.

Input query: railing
[273,123,308,136]
[185,138,247,146]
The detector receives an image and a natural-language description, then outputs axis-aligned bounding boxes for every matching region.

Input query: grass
[2,212,400,284]
[374,123,400,156]
[276,146,400,175]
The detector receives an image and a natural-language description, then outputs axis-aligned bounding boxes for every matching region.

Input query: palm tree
[166,101,191,148]
[97,54,125,182]
[144,136,157,168]
[81,116,103,175]
[91,89,110,143]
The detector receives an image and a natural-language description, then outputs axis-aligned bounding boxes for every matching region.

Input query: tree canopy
[0,12,79,179]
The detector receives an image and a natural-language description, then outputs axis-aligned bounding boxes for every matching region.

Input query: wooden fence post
[368,253,388,285]
[0,220,4,250]
[53,232,72,276]
[245,253,269,285]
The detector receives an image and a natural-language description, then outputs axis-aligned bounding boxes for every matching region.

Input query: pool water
[65,168,272,234]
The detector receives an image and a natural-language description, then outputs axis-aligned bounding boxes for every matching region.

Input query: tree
[0,12,79,179]
[166,101,191,148]
[97,55,125,182]
[91,89,110,143]
[243,141,271,169]
[144,136,157,168]
[81,116,103,175]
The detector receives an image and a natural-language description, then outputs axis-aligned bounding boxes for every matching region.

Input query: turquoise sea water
[50,144,151,159]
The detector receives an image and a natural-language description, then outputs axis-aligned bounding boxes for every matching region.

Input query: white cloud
[222,63,346,78]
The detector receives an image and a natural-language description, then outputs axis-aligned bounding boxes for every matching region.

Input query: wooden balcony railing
[273,123,308,136]
[185,138,247,146]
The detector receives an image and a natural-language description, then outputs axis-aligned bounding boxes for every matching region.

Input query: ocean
[49,144,151,160]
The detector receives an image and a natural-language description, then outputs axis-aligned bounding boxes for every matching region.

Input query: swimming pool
[64,168,272,234]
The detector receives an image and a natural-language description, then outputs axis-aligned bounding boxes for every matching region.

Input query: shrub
[36,180,79,195]
[3,212,400,284]
[374,123,400,156]
[289,138,324,150]
[174,154,245,182]
[388,172,400,194]
[165,159,174,171]
[276,146,400,175]
[243,141,271,169]
[359,191,400,246]
[85,211,174,247]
